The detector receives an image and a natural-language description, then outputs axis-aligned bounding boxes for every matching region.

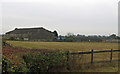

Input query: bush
[22,51,67,72]
[2,57,15,72]
[9,37,15,40]
[2,51,83,72]
[2,56,28,73]
[65,37,74,42]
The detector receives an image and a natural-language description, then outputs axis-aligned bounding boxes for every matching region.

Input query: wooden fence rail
[66,49,120,64]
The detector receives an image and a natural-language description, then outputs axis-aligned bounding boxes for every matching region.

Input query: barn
[6,27,58,41]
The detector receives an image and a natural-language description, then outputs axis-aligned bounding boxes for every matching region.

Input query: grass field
[6,41,118,52]
[6,41,119,63]
[4,41,120,72]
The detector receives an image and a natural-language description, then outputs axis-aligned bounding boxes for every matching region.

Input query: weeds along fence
[66,49,120,64]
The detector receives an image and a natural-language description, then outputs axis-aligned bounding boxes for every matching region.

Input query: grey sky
[1,0,119,36]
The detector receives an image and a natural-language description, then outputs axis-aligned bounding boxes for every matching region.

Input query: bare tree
[67,32,74,37]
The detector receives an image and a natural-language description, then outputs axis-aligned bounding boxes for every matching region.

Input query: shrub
[2,51,83,72]
[2,57,15,72]
[22,51,67,72]
[2,56,28,72]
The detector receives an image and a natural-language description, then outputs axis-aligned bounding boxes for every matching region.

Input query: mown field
[6,41,118,52]
[3,41,120,72]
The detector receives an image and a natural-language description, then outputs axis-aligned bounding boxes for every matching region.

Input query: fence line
[66,49,120,64]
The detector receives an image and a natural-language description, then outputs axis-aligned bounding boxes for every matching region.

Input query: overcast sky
[0,0,120,36]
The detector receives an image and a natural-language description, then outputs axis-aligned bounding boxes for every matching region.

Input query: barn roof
[6,27,53,34]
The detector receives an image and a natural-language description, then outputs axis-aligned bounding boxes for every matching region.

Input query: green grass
[6,41,118,52]
[79,61,119,72]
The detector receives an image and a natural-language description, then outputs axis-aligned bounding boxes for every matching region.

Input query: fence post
[91,49,93,64]
[110,49,112,63]
[66,51,70,70]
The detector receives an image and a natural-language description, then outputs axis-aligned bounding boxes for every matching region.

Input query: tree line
[1,31,120,42]
[57,33,120,42]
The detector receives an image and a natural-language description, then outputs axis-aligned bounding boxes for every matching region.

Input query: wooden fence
[66,49,120,64]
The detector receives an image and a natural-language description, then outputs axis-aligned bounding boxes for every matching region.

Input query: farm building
[6,27,58,41]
